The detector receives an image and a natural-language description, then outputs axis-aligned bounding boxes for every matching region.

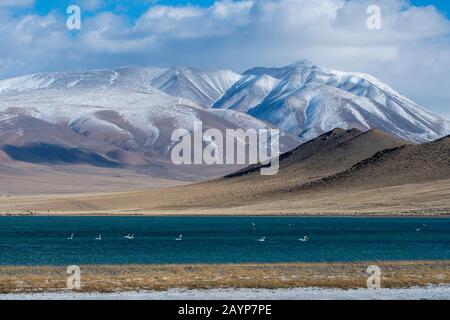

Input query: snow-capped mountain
[151,66,242,107]
[0,67,166,93]
[219,60,449,143]
[213,74,280,113]
[0,69,201,156]
[0,66,298,172]
[0,60,449,175]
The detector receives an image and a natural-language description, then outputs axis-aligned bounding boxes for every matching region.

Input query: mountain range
[0,60,449,195]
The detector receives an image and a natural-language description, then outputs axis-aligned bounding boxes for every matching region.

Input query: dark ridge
[307,145,406,187]
[224,161,271,179]
[224,128,363,179]
[1,144,120,168]
[294,135,450,192]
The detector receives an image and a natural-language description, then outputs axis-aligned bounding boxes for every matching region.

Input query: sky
[0,0,449,119]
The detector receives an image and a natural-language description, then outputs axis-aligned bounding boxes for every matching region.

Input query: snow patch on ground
[1,286,449,300]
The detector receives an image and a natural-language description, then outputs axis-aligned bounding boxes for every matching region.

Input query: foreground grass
[0,261,449,293]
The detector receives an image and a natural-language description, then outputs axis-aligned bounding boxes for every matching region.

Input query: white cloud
[0,0,34,8]
[135,1,252,38]
[81,0,104,12]
[0,0,449,117]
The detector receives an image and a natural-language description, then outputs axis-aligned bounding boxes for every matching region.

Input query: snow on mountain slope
[208,109,300,152]
[213,74,280,113]
[0,59,448,173]
[0,86,207,157]
[209,109,273,130]
[151,66,242,107]
[239,60,450,143]
[0,67,166,94]
[0,110,134,166]
[0,67,294,162]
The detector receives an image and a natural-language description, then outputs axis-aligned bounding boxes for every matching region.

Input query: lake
[0,216,449,265]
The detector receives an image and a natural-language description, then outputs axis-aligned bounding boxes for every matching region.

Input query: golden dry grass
[1,261,449,293]
[0,179,449,216]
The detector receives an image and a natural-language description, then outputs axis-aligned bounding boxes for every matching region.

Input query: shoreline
[1,212,450,217]
[2,286,450,300]
[1,261,449,294]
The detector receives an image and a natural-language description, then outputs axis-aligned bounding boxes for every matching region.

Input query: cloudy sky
[0,0,449,118]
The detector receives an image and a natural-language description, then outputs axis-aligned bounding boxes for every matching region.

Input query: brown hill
[171,128,411,208]
[226,128,408,181]
[7,127,444,215]
[296,135,450,191]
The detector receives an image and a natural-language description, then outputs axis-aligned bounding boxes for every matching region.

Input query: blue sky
[411,0,450,16]
[25,0,450,17]
[1,0,449,118]
[31,1,216,19]
[26,1,450,19]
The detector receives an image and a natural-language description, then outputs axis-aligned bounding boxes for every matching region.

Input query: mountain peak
[240,60,450,143]
[169,65,199,74]
[288,59,318,68]
[151,65,241,107]
[326,128,354,135]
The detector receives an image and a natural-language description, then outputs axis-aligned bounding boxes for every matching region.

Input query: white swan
[124,234,134,239]
[299,235,309,242]
[95,234,102,240]
[257,236,266,242]
[67,233,74,240]
[175,234,183,241]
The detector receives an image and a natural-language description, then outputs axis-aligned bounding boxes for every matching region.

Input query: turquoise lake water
[0,216,449,265]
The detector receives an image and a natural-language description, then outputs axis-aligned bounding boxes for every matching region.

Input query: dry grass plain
[0,179,449,216]
[1,261,449,293]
